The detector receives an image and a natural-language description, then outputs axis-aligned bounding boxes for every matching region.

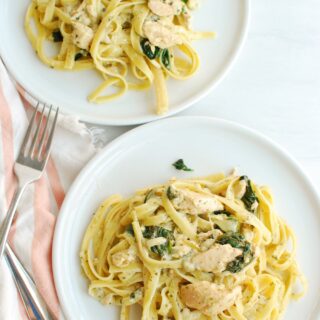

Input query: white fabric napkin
[0,59,102,319]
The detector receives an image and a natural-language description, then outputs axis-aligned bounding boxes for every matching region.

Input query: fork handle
[5,244,54,320]
[0,184,28,260]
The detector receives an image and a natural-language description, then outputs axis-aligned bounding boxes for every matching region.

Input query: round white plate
[53,116,320,320]
[0,1,249,126]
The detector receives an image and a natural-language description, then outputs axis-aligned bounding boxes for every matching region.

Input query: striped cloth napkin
[0,60,98,319]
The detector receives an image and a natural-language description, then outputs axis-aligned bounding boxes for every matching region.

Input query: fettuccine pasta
[25,0,214,114]
[80,170,306,319]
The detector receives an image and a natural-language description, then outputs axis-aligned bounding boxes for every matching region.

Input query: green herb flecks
[160,49,170,69]
[129,288,143,302]
[140,38,160,60]
[213,210,232,217]
[143,226,174,257]
[144,190,154,203]
[122,21,131,30]
[172,159,193,172]
[240,176,259,212]
[166,186,177,200]
[52,29,63,42]
[74,53,83,61]
[217,232,245,248]
[217,232,254,273]
[126,224,134,236]
[74,49,89,61]
[140,38,171,69]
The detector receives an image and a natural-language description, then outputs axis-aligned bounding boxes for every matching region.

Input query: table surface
[96,0,320,187]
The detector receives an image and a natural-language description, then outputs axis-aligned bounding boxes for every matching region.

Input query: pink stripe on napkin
[46,159,65,210]
[0,70,29,320]
[0,59,96,320]
[0,78,17,214]
[32,177,60,318]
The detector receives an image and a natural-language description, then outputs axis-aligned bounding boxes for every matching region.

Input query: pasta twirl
[80,172,306,320]
[25,0,214,114]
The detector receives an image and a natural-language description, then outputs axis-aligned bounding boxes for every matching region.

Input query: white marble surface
[95,0,320,188]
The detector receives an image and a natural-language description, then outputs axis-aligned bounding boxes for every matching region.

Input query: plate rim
[0,0,250,126]
[53,115,320,320]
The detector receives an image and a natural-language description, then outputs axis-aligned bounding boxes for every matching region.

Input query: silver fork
[0,104,59,260]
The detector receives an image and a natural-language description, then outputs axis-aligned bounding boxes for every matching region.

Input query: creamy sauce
[199,238,215,251]
[72,22,94,50]
[198,229,223,241]
[71,2,91,26]
[234,179,247,199]
[101,293,114,305]
[86,4,98,19]
[181,308,204,319]
[111,247,136,268]
[172,234,193,258]
[187,0,200,10]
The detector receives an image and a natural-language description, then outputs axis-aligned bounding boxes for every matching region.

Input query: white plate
[0,1,249,126]
[53,116,320,320]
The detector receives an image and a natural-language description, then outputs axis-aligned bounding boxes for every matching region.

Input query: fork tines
[18,103,59,168]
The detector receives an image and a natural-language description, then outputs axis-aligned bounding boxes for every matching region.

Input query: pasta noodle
[80,171,306,320]
[25,0,214,114]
